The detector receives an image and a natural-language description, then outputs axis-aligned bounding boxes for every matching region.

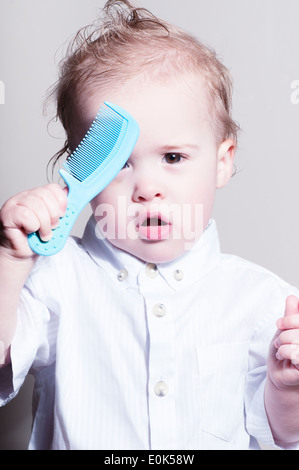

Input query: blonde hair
[48,0,239,171]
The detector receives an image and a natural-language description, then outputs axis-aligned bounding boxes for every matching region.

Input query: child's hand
[268,295,299,388]
[0,184,68,260]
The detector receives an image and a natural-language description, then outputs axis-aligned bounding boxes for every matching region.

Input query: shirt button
[145,263,158,279]
[154,381,169,397]
[117,268,128,282]
[173,269,184,281]
[152,303,167,318]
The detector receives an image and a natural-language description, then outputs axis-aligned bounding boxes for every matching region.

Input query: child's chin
[108,238,192,264]
[133,241,189,265]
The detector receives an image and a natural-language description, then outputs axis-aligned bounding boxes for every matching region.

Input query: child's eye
[121,161,130,170]
[163,153,184,164]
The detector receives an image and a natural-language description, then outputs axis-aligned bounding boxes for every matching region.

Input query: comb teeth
[64,103,127,182]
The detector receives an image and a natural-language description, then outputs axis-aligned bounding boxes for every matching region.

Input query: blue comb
[28,101,139,256]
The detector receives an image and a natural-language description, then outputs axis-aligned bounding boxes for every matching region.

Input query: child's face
[78,74,234,263]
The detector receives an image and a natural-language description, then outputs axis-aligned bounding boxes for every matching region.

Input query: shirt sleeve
[0,281,54,406]
[245,278,299,450]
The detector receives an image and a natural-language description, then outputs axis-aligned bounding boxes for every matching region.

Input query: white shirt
[0,217,298,450]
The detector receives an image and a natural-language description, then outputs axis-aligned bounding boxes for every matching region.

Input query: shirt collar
[80,216,221,292]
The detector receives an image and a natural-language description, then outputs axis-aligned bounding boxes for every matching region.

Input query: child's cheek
[91,188,133,242]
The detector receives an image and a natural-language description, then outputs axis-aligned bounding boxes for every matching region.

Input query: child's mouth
[141,217,167,227]
[137,214,171,240]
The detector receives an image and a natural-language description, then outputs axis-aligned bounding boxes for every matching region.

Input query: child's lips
[136,213,172,240]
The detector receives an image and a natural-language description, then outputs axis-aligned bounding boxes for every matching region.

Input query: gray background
[0,0,299,450]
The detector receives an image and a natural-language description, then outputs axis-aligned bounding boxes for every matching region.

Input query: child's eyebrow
[159,144,200,152]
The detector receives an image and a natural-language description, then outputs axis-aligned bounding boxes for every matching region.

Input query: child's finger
[276,343,299,365]
[284,295,299,316]
[45,184,68,215]
[276,295,299,330]
[17,195,53,241]
[4,204,41,235]
[274,328,299,348]
[277,315,299,330]
[18,185,68,241]
[32,186,66,226]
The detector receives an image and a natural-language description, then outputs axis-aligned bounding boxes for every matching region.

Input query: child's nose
[132,176,164,203]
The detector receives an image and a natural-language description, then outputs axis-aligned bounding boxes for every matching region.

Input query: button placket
[141,263,176,448]
[147,310,176,448]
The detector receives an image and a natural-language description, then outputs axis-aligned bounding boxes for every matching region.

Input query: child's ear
[216,138,236,188]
